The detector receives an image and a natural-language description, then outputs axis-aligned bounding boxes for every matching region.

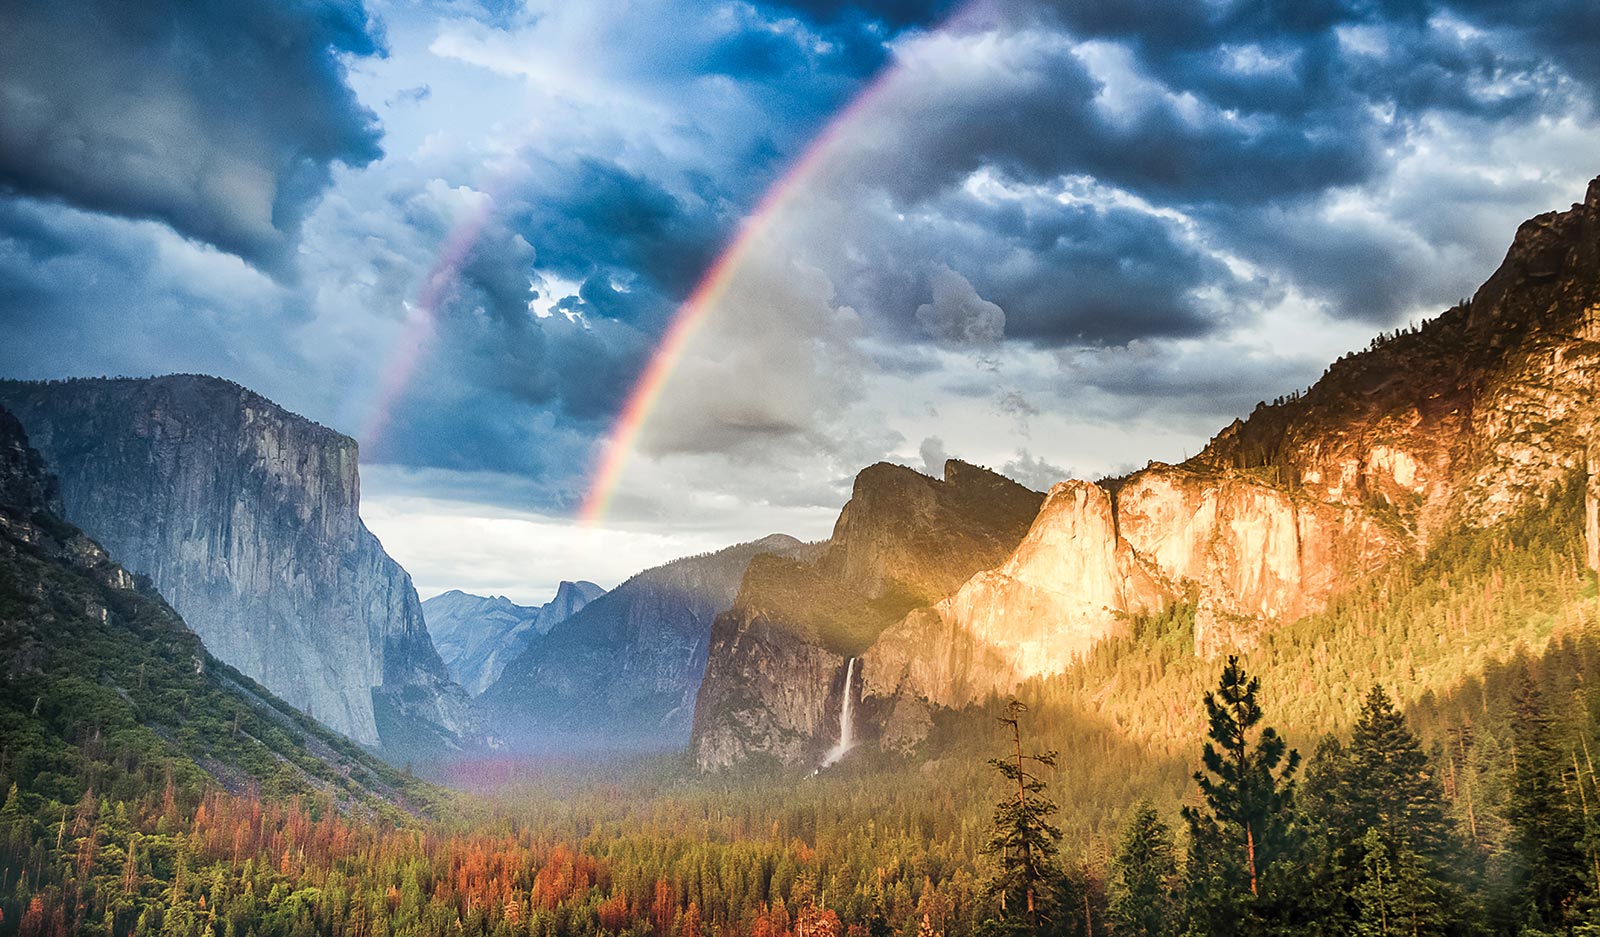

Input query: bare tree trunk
[1012,717,1035,922]
[1246,825,1258,896]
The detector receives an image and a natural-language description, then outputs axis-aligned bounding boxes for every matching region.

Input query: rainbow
[363,3,989,520]
[575,55,924,523]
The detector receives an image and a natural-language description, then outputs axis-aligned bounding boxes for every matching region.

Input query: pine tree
[1108,802,1178,937]
[981,700,1062,935]
[1350,829,1444,937]
[1181,656,1301,935]
[1304,686,1460,933]
[1343,686,1454,861]
[1508,675,1589,929]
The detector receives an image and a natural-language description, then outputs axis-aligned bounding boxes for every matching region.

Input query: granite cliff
[423,581,604,696]
[691,460,1043,770]
[0,375,474,760]
[0,403,424,806]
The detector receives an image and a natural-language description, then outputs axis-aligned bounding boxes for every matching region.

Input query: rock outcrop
[479,534,807,752]
[1194,177,1600,550]
[691,461,1043,770]
[862,468,1402,712]
[424,581,604,696]
[0,375,473,759]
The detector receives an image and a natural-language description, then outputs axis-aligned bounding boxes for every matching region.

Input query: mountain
[694,175,1600,772]
[479,534,808,752]
[861,468,1402,722]
[423,581,605,695]
[691,460,1045,770]
[0,402,427,810]
[0,375,474,762]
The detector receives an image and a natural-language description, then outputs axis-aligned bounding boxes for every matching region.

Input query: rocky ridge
[423,581,604,696]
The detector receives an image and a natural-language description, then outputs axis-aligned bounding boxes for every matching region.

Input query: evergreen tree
[1298,736,1357,935]
[1109,802,1178,937]
[1181,656,1301,935]
[1507,675,1588,929]
[1350,829,1445,937]
[1344,686,1455,862]
[1304,686,1460,934]
[981,700,1062,935]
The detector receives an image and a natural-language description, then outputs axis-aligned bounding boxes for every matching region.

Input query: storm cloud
[0,0,384,271]
[4,0,1600,592]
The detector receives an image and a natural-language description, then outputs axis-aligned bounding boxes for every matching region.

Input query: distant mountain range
[423,582,604,696]
[477,534,810,753]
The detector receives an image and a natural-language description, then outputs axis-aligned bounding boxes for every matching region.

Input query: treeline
[980,653,1600,936]
[10,631,1600,937]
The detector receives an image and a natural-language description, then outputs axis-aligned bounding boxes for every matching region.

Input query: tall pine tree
[1109,802,1178,937]
[1507,674,1588,930]
[1182,655,1301,935]
[1304,685,1460,935]
[982,700,1062,935]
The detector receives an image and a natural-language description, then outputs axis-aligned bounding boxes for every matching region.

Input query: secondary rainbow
[362,194,499,447]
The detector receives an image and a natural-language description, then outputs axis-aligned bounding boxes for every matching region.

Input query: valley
[4,175,1600,936]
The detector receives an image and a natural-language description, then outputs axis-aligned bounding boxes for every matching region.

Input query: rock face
[697,176,1600,771]
[0,375,473,759]
[1589,441,1600,576]
[479,534,806,752]
[1194,177,1600,549]
[0,402,424,807]
[0,404,55,522]
[423,581,604,696]
[690,461,1043,770]
[862,469,1402,711]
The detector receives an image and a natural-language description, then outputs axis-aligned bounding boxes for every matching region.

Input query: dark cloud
[955,194,1228,343]
[0,197,308,409]
[804,178,1233,347]
[507,157,726,319]
[826,0,1586,212]
[0,1,384,272]
[806,0,1600,335]
[762,0,963,30]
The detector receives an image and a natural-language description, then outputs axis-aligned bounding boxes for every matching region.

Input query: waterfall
[820,657,858,769]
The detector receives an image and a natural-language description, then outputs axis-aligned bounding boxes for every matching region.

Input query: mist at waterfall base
[819,657,860,772]
[422,656,864,784]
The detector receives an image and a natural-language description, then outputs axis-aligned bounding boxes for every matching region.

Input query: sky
[3,0,1600,603]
